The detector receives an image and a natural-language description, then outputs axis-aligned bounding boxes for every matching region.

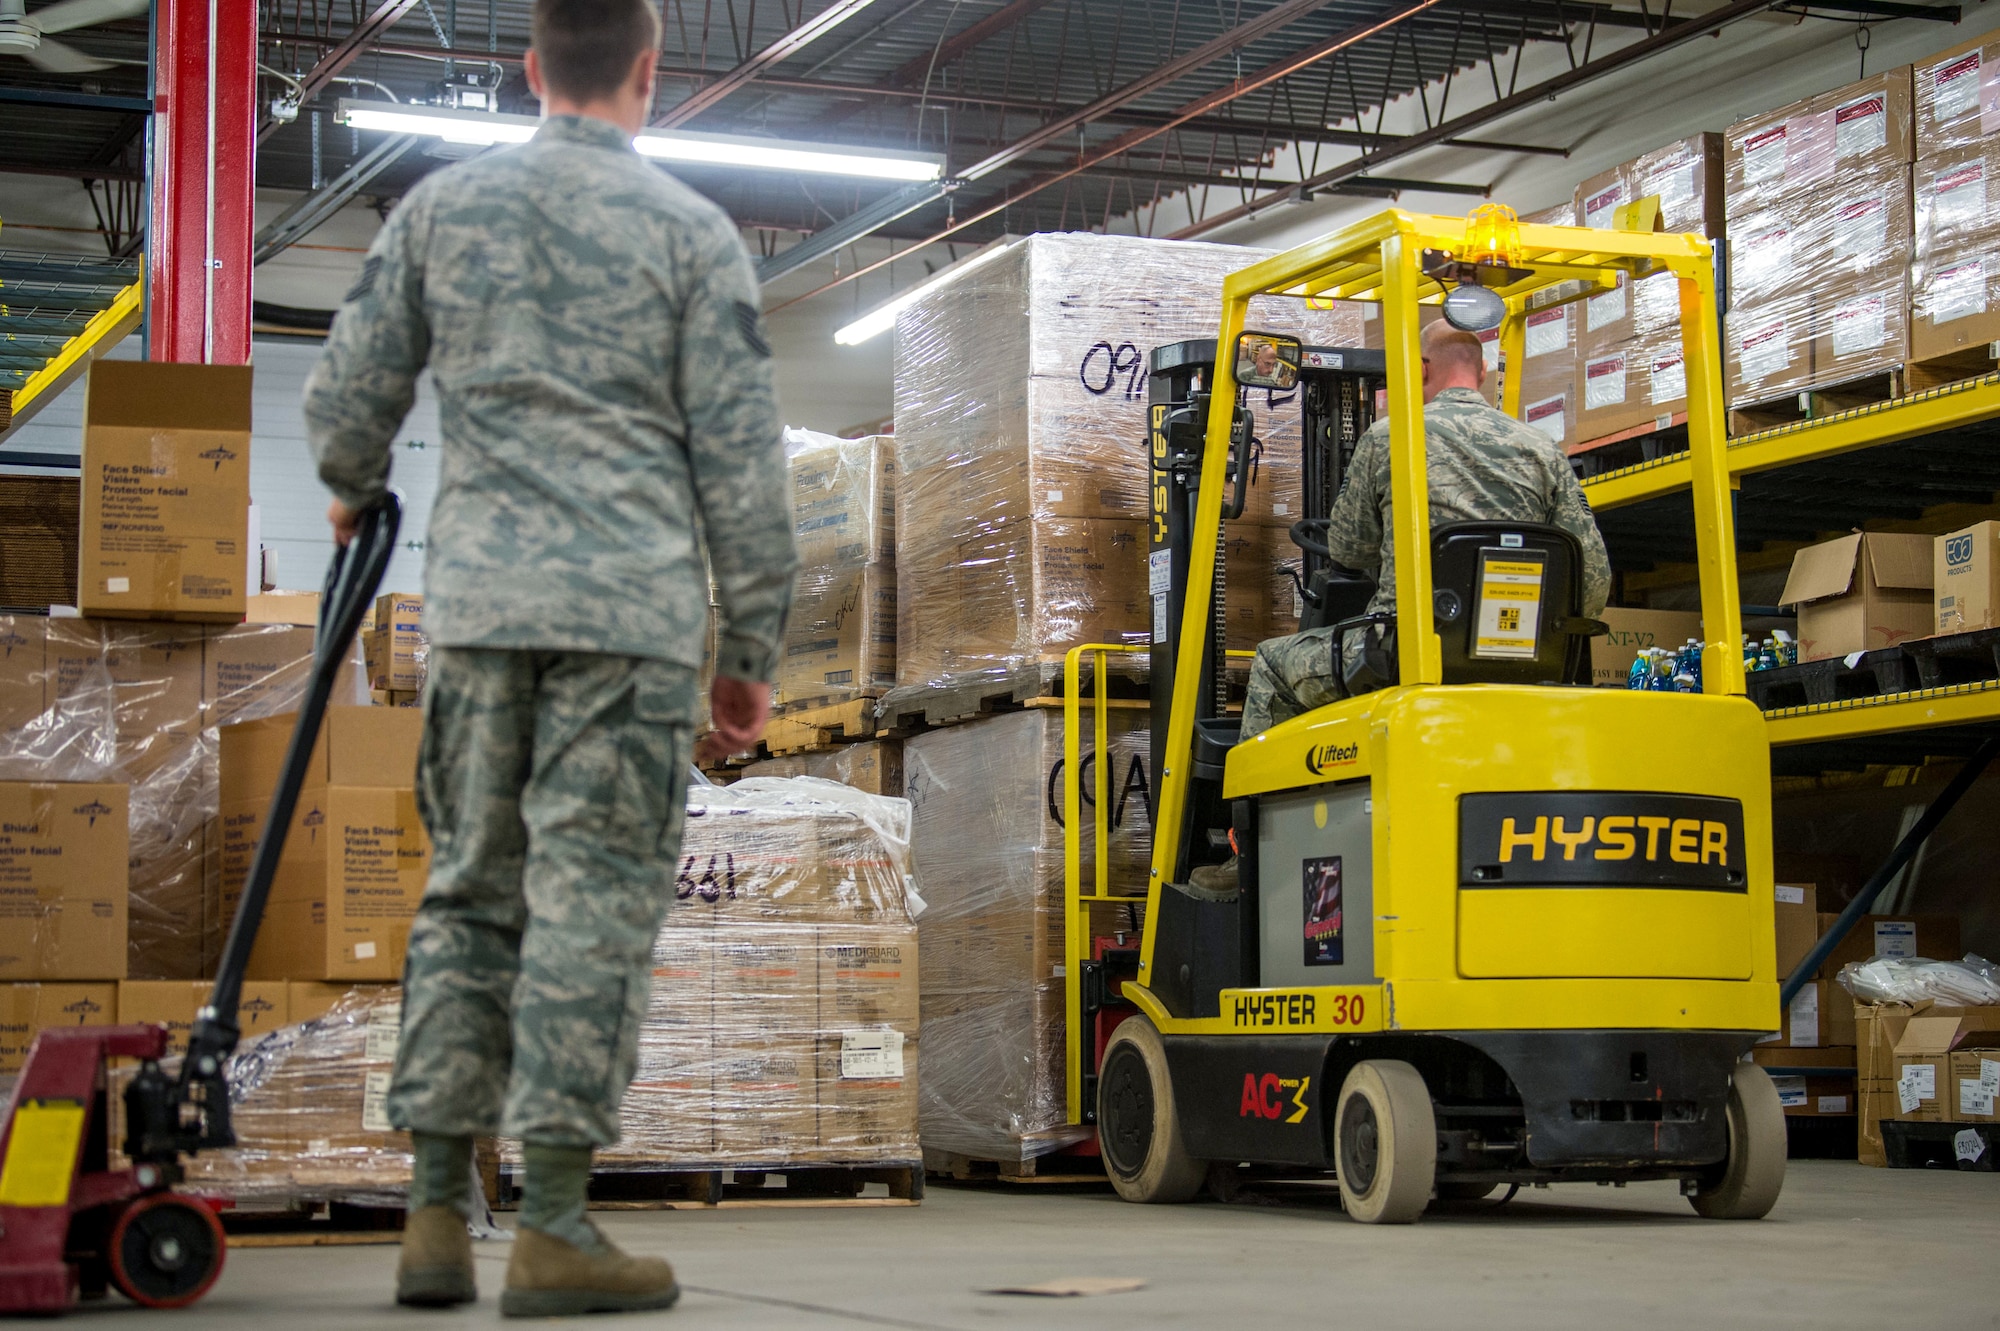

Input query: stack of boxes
[902,709,1148,1166]
[1911,34,2000,373]
[776,435,897,711]
[1722,70,1915,407]
[362,592,427,706]
[1511,202,1582,450]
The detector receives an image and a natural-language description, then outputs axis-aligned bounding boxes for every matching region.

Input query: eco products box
[1773,882,1818,978]
[1813,911,1960,978]
[1935,520,2000,633]
[0,981,116,1074]
[78,360,251,623]
[0,782,128,981]
[1590,607,1703,686]
[1778,532,1935,661]
[1950,1047,2000,1122]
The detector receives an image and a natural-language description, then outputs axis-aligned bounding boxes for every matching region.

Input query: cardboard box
[1816,68,1915,180]
[118,979,291,1043]
[817,1032,918,1158]
[1814,911,1960,978]
[1779,532,1935,661]
[775,561,896,707]
[219,705,423,810]
[206,623,323,729]
[286,980,388,1025]
[1630,132,1727,241]
[1590,607,1703,686]
[1893,1010,2000,1120]
[363,594,425,692]
[219,786,430,982]
[1935,520,2000,633]
[1576,342,1657,441]
[1813,277,1910,389]
[1751,1046,1858,1117]
[0,981,117,1074]
[78,360,251,623]
[1761,979,1858,1049]
[713,1036,818,1161]
[714,931,819,1033]
[791,436,896,568]
[1949,1047,2000,1122]
[1773,882,1819,977]
[45,619,205,744]
[0,782,128,981]
[0,615,47,733]
[1910,240,2000,362]
[244,592,321,625]
[1914,34,2000,154]
[1725,95,1821,205]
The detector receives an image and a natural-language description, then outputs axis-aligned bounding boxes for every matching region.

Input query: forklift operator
[1240,320,1611,738]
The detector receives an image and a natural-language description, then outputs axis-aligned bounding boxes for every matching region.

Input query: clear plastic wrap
[1723,196,1816,407]
[1910,145,2000,366]
[0,617,363,981]
[903,709,1148,1163]
[1811,167,1912,388]
[777,435,897,710]
[1914,35,2000,155]
[1837,953,2000,1007]
[891,232,1365,690]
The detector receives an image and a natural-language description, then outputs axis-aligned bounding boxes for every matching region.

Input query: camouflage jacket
[1327,387,1611,618]
[304,114,796,680]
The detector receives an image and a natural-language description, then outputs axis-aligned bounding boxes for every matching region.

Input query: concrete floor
[68,1161,1998,1328]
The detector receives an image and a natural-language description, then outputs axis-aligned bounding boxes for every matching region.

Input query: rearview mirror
[1234,331,1301,390]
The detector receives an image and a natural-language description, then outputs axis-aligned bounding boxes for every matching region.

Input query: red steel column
[149,0,255,364]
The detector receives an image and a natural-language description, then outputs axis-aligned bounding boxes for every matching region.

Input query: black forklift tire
[1097,1018,1206,1204]
[1334,1060,1436,1224]
[1435,1181,1500,1202]
[1688,1062,1787,1220]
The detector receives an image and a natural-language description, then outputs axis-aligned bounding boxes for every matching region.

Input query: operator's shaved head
[1420,319,1486,401]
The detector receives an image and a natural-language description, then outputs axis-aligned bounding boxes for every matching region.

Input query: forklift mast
[1143,339,1383,865]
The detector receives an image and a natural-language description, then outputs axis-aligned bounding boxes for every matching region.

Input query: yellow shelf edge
[1764,680,2000,746]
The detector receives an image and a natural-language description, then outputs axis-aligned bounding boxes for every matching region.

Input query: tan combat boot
[500,1225,680,1318]
[396,1205,477,1307]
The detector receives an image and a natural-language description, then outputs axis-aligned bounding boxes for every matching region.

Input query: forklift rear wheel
[1688,1062,1786,1220]
[109,1193,227,1309]
[1334,1060,1437,1224]
[1098,1018,1206,1204]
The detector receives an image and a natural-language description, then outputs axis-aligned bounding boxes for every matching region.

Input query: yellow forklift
[1063,207,1786,1223]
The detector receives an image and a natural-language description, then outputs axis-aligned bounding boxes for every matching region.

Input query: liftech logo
[1304,741,1358,776]
[1240,1072,1311,1123]
[72,798,114,828]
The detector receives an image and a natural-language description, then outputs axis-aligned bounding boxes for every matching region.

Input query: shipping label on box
[1951,1050,2000,1121]
[1773,882,1818,977]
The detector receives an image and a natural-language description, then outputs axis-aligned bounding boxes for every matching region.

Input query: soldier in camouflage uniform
[1238,320,1610,740]
[304,0,794,1316]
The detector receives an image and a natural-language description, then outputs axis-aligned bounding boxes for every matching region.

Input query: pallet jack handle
[127,495,402,1163]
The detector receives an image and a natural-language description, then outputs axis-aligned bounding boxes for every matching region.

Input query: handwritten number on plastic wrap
[1080,341,1146,400]
[676,851,737,903]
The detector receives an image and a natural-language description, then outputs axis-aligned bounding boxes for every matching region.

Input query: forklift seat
[1337,521,1603,696]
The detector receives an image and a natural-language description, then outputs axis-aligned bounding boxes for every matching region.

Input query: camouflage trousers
[1242,626,1351,738]
[386,647,694,1147]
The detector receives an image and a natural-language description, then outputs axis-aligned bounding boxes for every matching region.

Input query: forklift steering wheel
[1289,518,1332,559]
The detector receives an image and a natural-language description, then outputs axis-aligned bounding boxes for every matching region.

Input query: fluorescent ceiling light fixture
[335,100,941,181]
[833,241,1018,346]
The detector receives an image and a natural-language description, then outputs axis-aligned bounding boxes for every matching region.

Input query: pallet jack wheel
[108,1193,227,1309]
[1334,1060,1436,1224]
[1097,1017,1206,1204]
[1688,1062,1786,1220]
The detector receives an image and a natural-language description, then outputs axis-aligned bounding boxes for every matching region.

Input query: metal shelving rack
[1581,372,2000,1007]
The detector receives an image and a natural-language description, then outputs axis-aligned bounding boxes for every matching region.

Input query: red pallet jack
[0,498,402,1314]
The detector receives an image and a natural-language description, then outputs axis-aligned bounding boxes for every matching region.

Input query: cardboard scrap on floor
[984,1277,1146,1297]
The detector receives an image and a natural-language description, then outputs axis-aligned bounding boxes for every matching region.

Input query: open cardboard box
[1779,532,1934,662]
[1891,1008,2000,1122]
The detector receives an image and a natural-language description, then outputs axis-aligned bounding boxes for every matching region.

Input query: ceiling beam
[0,86,151,113]
[653,0,889,128]
[254,134,419,264]
[257,0,425,143]
[883,0,1062,87]
[1173,0,1802,236]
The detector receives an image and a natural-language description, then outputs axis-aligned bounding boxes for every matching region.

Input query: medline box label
[1458,792,1747,889]
[1934,521,2000,634]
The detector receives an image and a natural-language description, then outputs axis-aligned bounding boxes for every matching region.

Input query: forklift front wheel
[108,1192,227,1309]
[1334,1060,1437,1224]
[1688,1062,1787,1220]
[1098,1018,1206,1204]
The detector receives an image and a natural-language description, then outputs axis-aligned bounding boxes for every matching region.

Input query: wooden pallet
[1728,368,1903,436]
[493,1162,923,1210]
[1905,347,2000,394]
[219,1200,407,1248]
[922,1148,1110,1186]
[762,696,889,755]
[881,659,1150,733]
